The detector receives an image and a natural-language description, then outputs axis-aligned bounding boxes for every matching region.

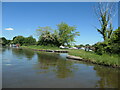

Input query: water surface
[2,47,120,88]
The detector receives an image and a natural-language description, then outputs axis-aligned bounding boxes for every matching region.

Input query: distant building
[16,44,20,47]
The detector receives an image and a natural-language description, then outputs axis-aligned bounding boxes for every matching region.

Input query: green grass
[21,45,120,67]
[21,45,61,50]
[68,49,120,67]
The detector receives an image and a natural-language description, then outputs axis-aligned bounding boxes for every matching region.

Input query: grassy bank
[21,45,120,68]
[68,49,120,68]
[21,45,60,50]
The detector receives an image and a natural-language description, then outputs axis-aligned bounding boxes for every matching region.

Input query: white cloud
[5,28,14,30]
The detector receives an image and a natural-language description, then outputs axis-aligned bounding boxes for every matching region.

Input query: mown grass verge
[21,45,60,50]
[68,49,120,68]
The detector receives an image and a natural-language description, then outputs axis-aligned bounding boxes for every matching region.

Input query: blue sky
[2,2,118,45]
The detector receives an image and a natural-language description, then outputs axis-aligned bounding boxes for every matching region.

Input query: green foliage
[0,37,10,46]
[24,36,36,46]
[96,17,113,41]
[36,22,80,47]
[7,40,12,45]
[94,42,108,55]
[110,27,120,43]
[13,36,17,41]
[1,37,7,46]
[109,27,120,54]
[37,26,60,46]
[13,36,36,46]
[75,44,84,48]
[57,22,80,46]
[13,36,25,45]
[94,27,120,55]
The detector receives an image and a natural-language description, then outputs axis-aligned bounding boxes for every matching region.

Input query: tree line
[0,35,36,46]
[0,22,80,47]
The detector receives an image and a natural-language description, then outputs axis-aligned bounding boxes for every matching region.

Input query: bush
[94,27,120,55]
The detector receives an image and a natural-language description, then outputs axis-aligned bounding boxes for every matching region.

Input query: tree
[94,2,116,41]
[36,22,80,47]
[37,26,58,46]
[51,30,61,46]
[13,36,25,46]
[36,26,53,37]
[93,27,120,54]
[109,27,120,54]
[7,40,12,45]
[110,27,120,44]
[24,36,36,46]
[57,22,80,46]
[74,44,84,49]
[13,36,36,46]
[13,36,17,41]
[1,37,8,46]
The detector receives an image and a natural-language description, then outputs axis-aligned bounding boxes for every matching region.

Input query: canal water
[2,47,120,88]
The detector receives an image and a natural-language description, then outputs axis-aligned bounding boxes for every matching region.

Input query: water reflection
[67,60,119,88]
[1,47,7,53]
[94,66,119,88]
[12,48,24,57]
[23,49,35,60]
[12,48,35,60]
[36,52,78,78]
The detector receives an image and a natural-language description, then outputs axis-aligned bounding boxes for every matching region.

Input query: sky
[2,2,118,45]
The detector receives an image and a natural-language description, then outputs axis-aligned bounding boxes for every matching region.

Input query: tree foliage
[0,37,8,46]
[24,36,36,46]
[57,22,80,46]
[13,36,25,46]
[94,2,116,41]
[94,27,120,55]
[37,22,80,47]
[13,36,36,46]
[74,44,84,48]
[37,26,59,46]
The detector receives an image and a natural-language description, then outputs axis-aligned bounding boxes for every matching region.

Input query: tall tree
[36,26,53,36]
[57,22,80,46]
[94,2,116,40]
[37,26,56,46]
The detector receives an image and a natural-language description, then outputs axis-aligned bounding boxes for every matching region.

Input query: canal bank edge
[21,46,120,68]
[31,49,68,53]
[66,55,120,68]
